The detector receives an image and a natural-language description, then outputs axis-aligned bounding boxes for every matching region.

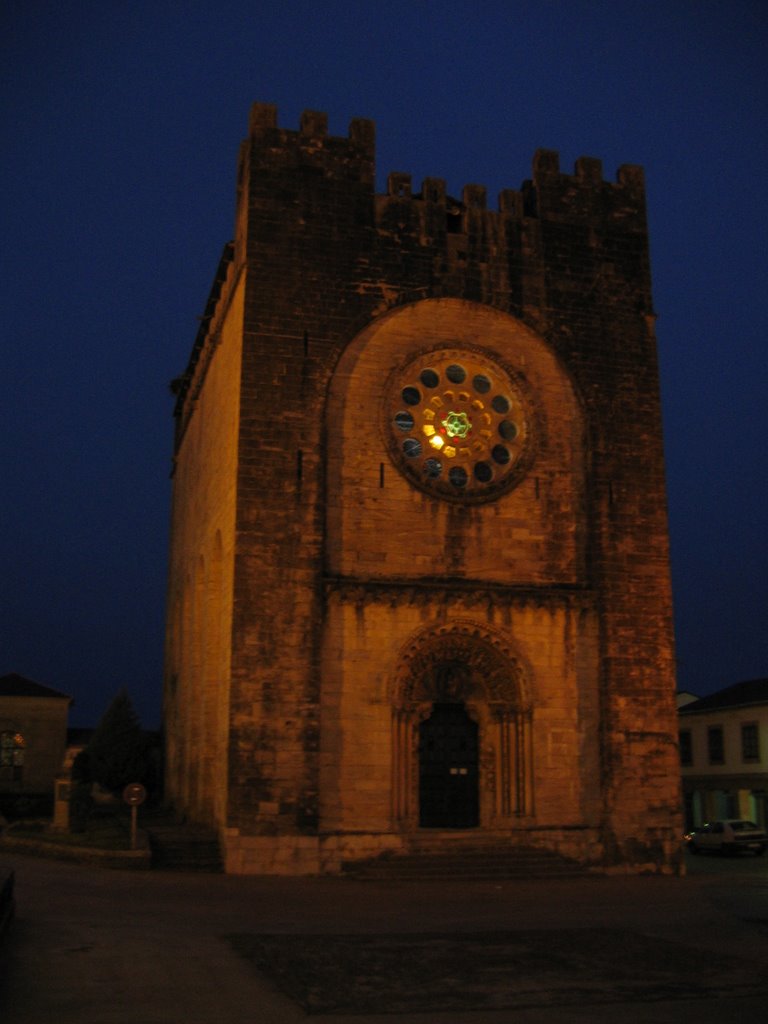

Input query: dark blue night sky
[2,1,766,726]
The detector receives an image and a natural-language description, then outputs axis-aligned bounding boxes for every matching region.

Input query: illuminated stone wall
[164,259,244,825]
[165,103,682,874]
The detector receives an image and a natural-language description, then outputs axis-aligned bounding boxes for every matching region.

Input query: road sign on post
[123,783,147,850]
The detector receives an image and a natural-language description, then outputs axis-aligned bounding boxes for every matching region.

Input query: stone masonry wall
[168,103,681,871]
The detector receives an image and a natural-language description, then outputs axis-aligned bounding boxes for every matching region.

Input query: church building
[164,103,682,874]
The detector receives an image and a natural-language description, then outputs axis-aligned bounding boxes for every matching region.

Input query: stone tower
[164,103,682,874]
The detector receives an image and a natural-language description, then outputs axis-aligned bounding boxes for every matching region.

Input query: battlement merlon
[532,148,645,192]
[530,149,647,225]
[379,152,645,225]
[245,102,376,185]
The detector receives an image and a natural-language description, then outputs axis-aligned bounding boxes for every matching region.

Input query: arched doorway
[419,702,478,828]
[391,622,533,830]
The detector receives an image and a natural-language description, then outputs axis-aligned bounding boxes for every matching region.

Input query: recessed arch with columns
[390,620,534,829]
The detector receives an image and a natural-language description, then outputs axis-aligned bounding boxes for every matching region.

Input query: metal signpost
[123,783,147,850]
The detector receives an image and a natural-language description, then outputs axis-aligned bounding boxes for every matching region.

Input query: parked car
[685,819,767,856]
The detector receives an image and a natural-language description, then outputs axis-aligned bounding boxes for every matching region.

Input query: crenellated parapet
[375,150,646,235]
[175,104,654,445]
[527,149,647,229]
[238,106,650,323]
[242,103,646,229]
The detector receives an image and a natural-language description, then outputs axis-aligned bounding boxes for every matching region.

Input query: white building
[678,679,768,829]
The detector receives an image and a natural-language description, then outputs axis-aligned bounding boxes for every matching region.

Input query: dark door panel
[419,702,478,828]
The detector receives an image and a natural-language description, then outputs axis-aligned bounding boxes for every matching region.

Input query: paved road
[1,851,768,1023]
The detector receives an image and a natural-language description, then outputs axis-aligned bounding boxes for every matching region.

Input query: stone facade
[164,103,682,874]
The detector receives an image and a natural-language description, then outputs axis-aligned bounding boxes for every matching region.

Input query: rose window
[385,350,531,501]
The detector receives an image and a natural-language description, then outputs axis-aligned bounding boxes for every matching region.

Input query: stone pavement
[1,852,768,1023]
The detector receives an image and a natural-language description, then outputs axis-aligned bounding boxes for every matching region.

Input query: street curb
[0,832,152,870]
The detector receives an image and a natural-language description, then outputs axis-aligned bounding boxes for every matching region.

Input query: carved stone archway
[391,621,533,829]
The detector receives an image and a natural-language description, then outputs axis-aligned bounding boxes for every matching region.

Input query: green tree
[81,689,149,795]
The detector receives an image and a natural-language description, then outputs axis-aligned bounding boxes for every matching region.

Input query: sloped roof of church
[0,673,72,701]
[679,678,768,715]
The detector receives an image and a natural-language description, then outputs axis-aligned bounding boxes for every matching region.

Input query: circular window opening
[384,348,531,503]
[449,466,468,488]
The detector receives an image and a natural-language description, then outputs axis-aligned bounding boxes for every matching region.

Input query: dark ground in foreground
[227,925,768,1015]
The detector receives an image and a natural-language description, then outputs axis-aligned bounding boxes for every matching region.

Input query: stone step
[146,826,223,872]
[342,846,590,880]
